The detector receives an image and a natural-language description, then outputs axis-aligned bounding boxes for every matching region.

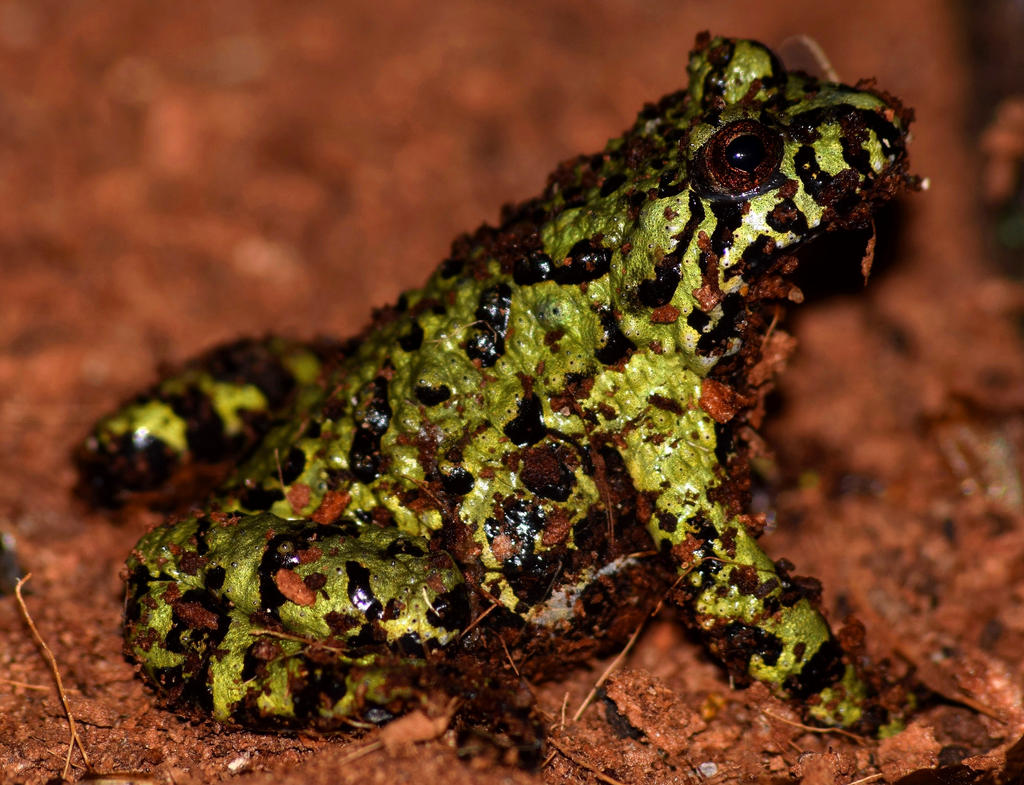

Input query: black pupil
[724,134,766,175]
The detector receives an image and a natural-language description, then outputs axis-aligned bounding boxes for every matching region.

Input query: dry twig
[15,574,91,779]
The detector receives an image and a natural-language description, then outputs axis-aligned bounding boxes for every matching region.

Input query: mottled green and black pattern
[79,35,914,740]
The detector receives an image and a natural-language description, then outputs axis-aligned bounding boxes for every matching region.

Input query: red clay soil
[3,2,1024,784]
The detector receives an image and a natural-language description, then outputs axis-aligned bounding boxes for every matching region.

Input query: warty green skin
[78,35,913,738]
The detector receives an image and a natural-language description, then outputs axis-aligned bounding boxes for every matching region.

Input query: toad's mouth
[737,154,917,302]
[782,202,909,303]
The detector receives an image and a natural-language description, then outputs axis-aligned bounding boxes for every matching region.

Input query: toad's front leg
[623,426,893,732]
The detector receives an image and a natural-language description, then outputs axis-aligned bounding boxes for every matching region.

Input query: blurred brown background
[2,2,1024,783]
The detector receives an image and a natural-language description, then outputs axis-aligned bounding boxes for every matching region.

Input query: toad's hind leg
[77,337,334,507]
[124,512,471,728]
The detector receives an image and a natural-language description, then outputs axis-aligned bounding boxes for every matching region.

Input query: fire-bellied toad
[77,33,914,745]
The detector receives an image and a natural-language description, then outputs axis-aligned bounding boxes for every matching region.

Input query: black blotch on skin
[713,420,733,469]
[92,336,306,505]
[783,638,847,699]
[440,465,475,496]
[239,484,286,511]
[205,338,298,409]
[656,511,677,533]
[700,40,736,103]
[281,446,306,485]
[795,145,833,201]
[169,387,229,462]
[836,107,884,177]
[484,501,561,605]
[599,172,627,197]
[256,529,309,613]
[638,190,706,306]
[204,564,226,591]
[637,255,681,308]
[397,632,425,656]
[503,393,546,446]
[162,663,216,715]
[78,430,177,505]
[345,560,383,622]
[595,308,636,365]
[656,168,685,198]
[347,622,379,649]
[686,308,711,333]
[708,200,744,259]
[465,283,512,367]
[560,184,586,208]
[687,514,719,559]
[240,641,267,683]
[426,583,471,631]
[735,233,778,279]
[686,514,725,588]
[513,250,554,286]
[164,587,232,678]
[825,169,867,217]
[290,657,350,722]
[483,501,547,570]
[662,124,687,145]
[349,375,392,483]
[414,384,451,406]
[766,198,809,235]
[552,238,612,285]
[788,107,828,145]
[196,519,220,562]
[439,257,463,278]
[695,292,744,356]
[507,548,565,605]
[570,506,605,554]
[859,107,904,158]
[383,537,426,559]
[398,320,424,352]
[722,621,784,668]
[627,190,647,213]
[661,192,705,282]
[841,134,872,176]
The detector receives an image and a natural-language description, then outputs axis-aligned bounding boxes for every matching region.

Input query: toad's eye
[697,119,785,200]
[725,133,766,174]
